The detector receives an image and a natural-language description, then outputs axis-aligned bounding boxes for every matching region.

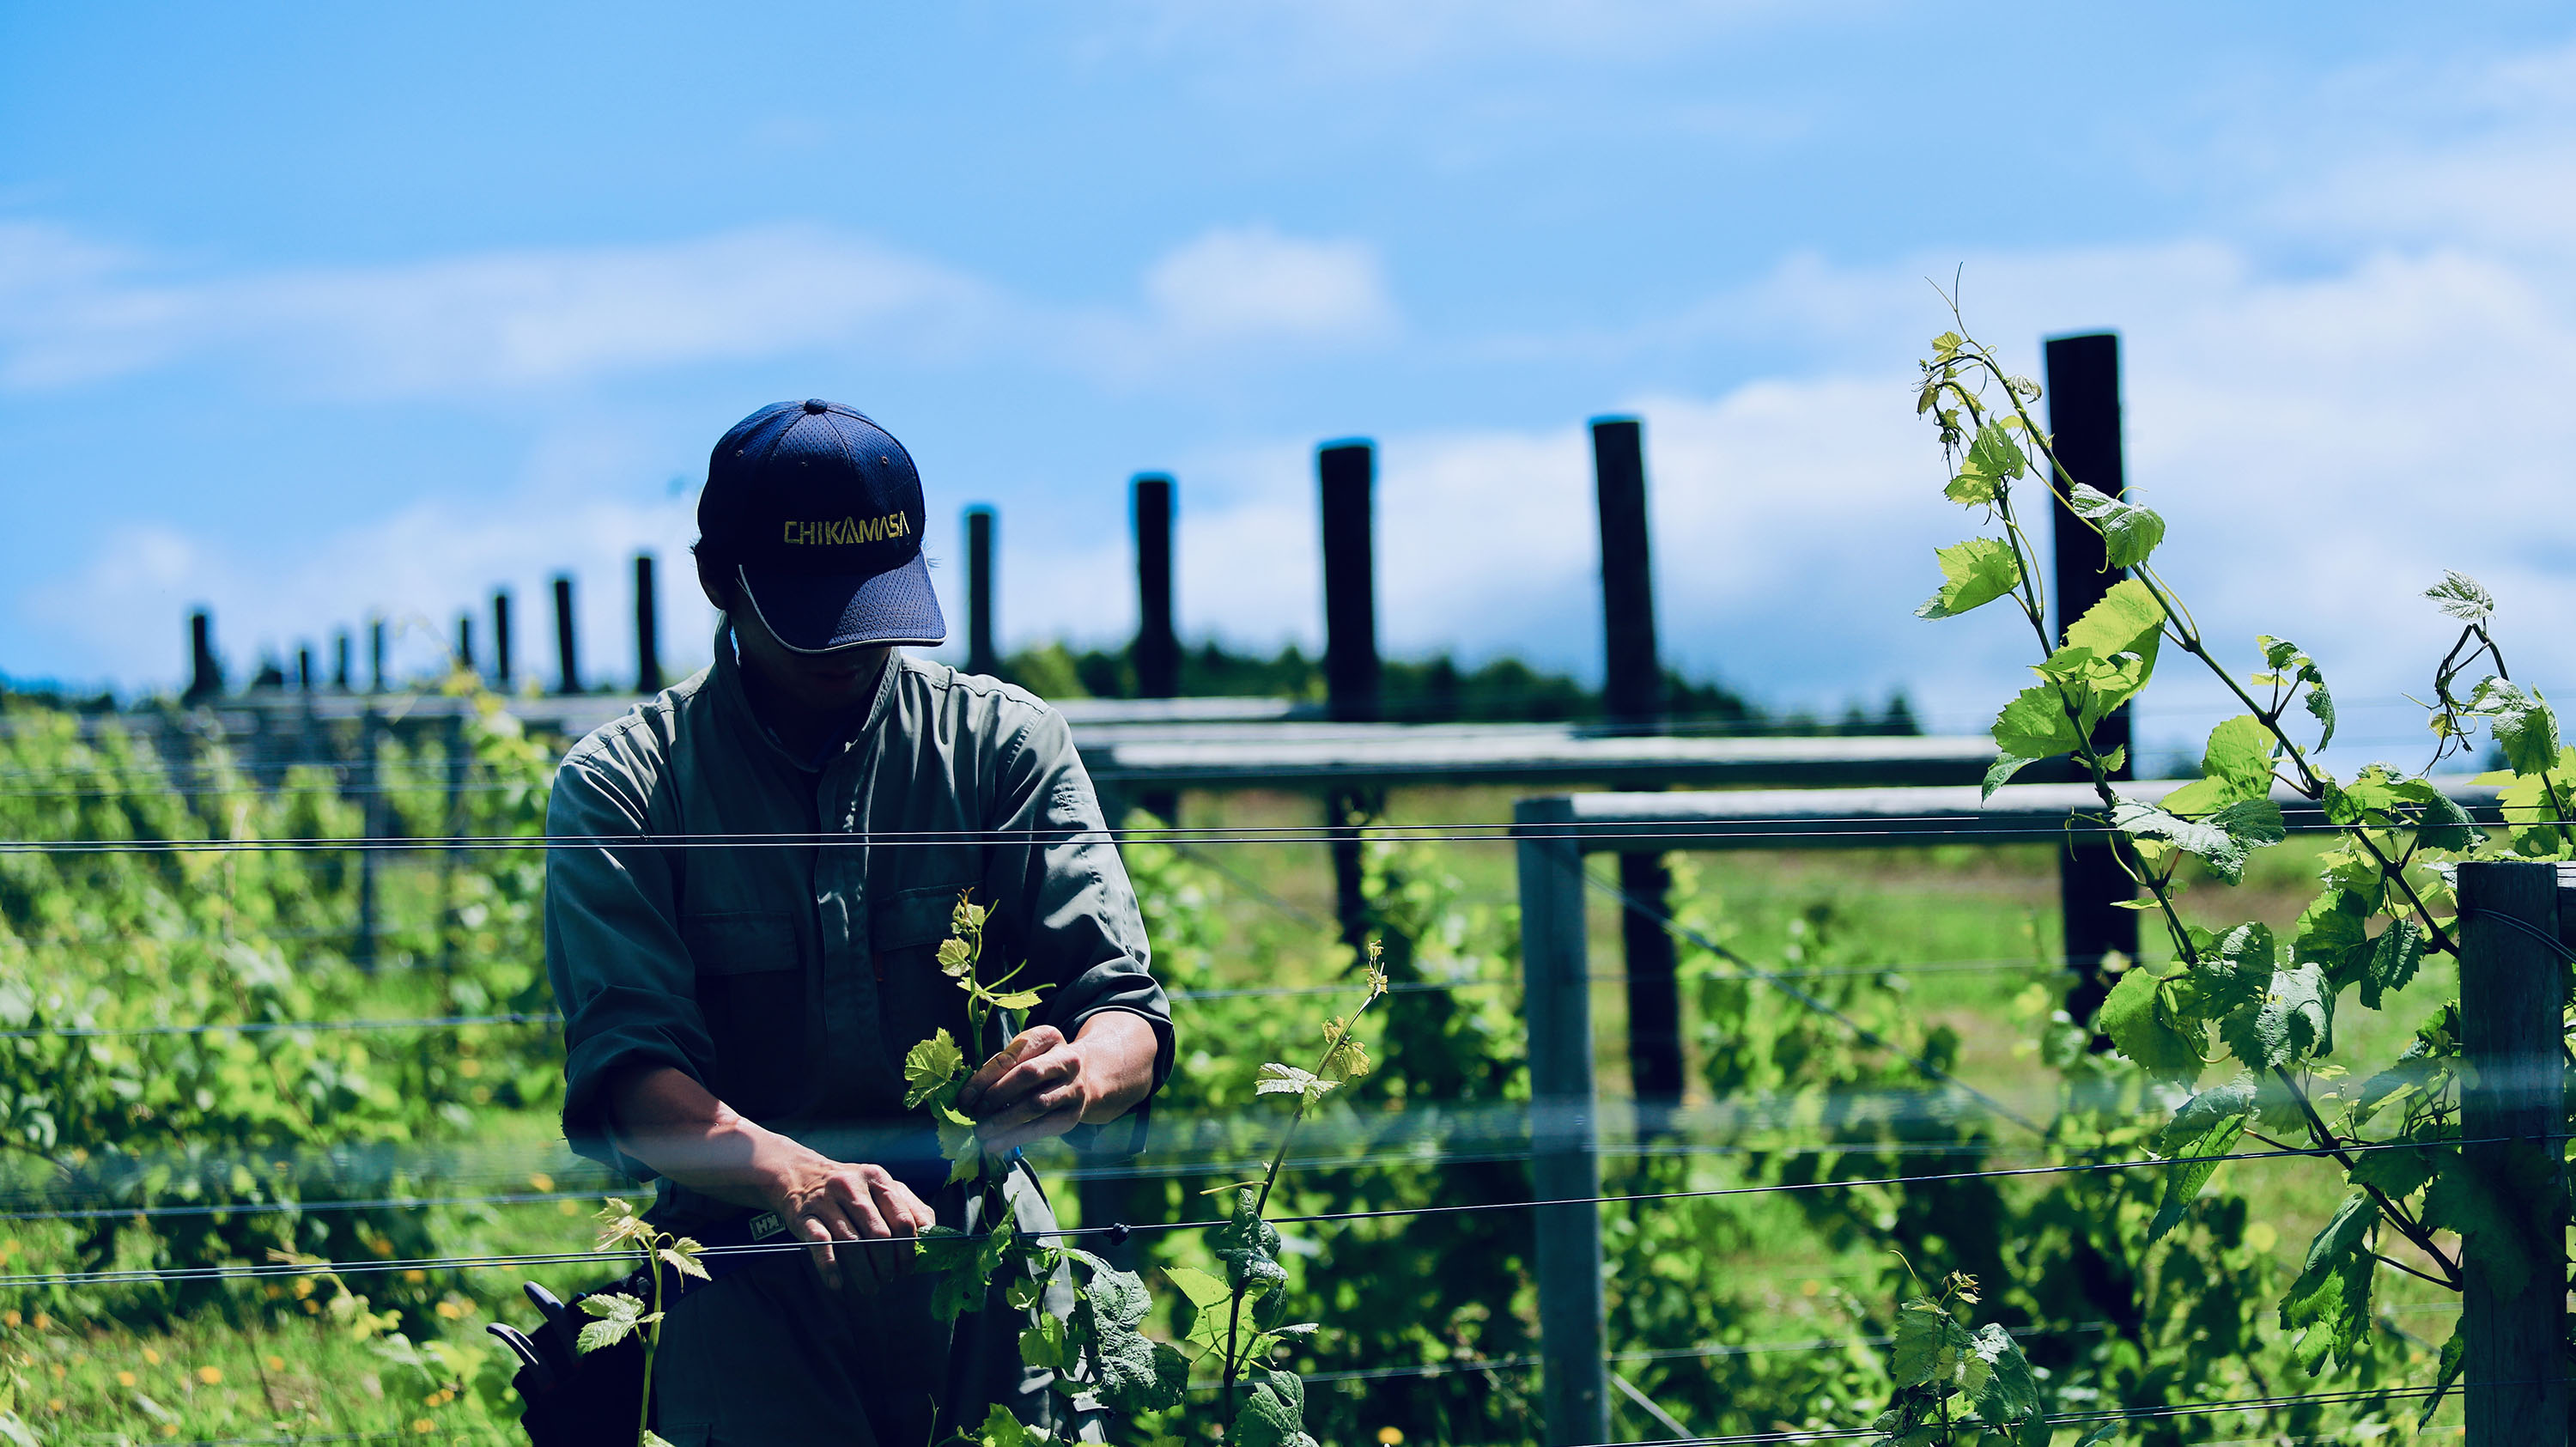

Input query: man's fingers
[979,1078,1082,1134]
[959,1027,1064,1109]
[977,1099,1085,1153]
[794,1208,843,1290]
[965,1047,1078,1119]
[865,1177,933,1281]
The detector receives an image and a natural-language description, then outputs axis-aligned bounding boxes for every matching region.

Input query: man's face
[726,584,892,715]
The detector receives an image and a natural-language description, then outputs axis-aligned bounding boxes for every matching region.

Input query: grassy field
[11,777,2474,1444]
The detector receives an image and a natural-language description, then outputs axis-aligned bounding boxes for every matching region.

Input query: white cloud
[0,221,1394,399]
[1142,225,1395,347]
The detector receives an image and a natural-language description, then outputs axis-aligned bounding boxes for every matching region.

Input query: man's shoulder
[556,667,714,786]
[896,655,1064,738]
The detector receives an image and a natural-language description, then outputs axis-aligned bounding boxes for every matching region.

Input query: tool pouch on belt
[486,1211,796,1446]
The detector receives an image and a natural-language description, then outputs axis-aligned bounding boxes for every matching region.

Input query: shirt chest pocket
[871,882,981,1064]
[683,909,807,1118]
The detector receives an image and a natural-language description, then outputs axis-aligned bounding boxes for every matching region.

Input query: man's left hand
[957,1013,1157,1152]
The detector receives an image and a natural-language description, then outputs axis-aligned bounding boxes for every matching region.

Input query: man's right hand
[607,1066,936,1293]
[762,1157,937,1294]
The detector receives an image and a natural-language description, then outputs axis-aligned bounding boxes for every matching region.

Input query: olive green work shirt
[542,630,1173,1225]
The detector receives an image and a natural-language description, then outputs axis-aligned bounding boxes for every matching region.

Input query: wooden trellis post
[1320,441,1380,956]
[2044,331,2137,1036]
[2455,860,2568,1444]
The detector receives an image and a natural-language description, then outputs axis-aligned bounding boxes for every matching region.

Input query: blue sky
[6,2,2575,759]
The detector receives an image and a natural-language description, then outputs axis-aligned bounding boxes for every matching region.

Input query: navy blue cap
[697,399,946,653]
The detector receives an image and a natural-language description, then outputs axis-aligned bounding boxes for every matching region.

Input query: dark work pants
[654,1168,1070,1446]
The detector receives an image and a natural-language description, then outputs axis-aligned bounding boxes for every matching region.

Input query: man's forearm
[606,1066,829,1210]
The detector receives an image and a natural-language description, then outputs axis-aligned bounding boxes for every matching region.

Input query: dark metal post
[334,632,351,692]
[184,611,222,705]
[552,575,580,695]
[2458,860,2567,1445]
[494,591,514,690]
[2044,332,2138,1033]
[1133,475,1178,698]
[456,616,476,677]
[1319,442,1380,723]
[1132,474,1182,824]
[965,507,998,676]
[1516,797,1608,1447]
[1319,441,1382,955]
[296,647,313,693]
[1592,417,1684,1121]
[368,617,387,694]
[635,554,663,694]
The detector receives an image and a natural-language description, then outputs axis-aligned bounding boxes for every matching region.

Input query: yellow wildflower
[197,1365,222,1385]
[117,1371,137,1387]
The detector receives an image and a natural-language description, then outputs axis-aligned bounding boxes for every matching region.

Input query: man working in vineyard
[543,398,1173,1445]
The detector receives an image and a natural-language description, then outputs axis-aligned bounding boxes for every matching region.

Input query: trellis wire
[0,1135,2474,1291]
[1584,1381,2468,1446]
[0,813,2452,854]
[1583,864,2051,1137]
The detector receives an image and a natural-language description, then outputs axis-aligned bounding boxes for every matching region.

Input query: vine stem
[637,1231,665,1447]
[1952,336,2470,1292]
[1218,975,1389,1433]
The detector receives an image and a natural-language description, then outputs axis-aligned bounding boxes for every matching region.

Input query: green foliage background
[0,664,2489,1446]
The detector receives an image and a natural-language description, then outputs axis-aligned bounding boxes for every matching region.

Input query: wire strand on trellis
[0,813,2464,854]
[0,1135,2476,1291]
[1582,864,2051,1138]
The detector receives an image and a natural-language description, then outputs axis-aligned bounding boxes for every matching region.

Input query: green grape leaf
[1256,1062,1334,1101]
[1992,685,2082,768]
[1983,752,2042,801]
[2278,1191,2377,1374]
[2293,888,2375,986]
[1018,1315,1072,1373]
[1236,1366,1320,1447]
[1968,1322,2043,1426]
[2345,1144,2436,1201]
[1163,1263,1233,1310]
[2063,579,2166,666]
[2192,714,2274,806]
[2191,923,2277,1016]
[2477,679,2561,775]
[2217,964,2330,1070]
[2417,1322,2466,1429]
[2306,680,2336,748]
[1890,1298,1977,1388]
[2383,781,2481,852]
[2426,570,2493,623]
[2097,970,2203,1077]
[1213,1189,1287,1298]
[969,1402,1040,1447]
[2148,1079,2255,1243]
[1917,538,2022,619]
[2111,797,2280,885]
[2066,483,2166,568]
[574,1292,654,1354]
[987,988,1045,1011]
[1075,1260,1188,1415]
[1945,422,2028,505]
[2360,920,2426,1011]
[903,1029,966,1110]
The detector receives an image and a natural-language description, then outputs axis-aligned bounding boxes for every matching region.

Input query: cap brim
[738,554,947,654]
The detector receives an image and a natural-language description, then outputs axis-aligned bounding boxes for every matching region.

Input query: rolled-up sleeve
[980,708,1176,1099]
[544,756,713,1173]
